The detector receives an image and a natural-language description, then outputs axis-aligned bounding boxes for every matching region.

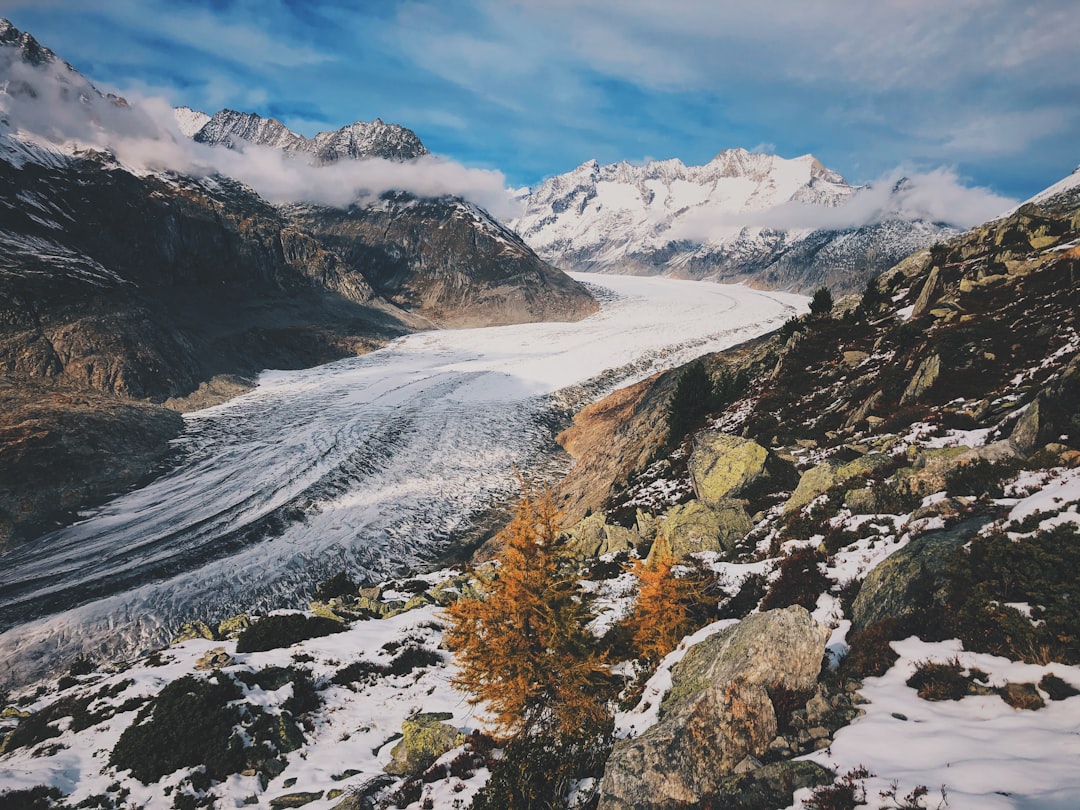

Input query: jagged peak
[0,17,69,70]
[191,107,426,162]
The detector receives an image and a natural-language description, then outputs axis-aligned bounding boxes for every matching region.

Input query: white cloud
[0,58,516,217]
[666,167,1015,243]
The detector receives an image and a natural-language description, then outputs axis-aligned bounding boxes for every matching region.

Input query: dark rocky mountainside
[0,149,420,548]
[289,196,598,327]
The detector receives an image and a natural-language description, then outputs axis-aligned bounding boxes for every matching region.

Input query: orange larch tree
[627,533,698,664]
[444,486,610,738]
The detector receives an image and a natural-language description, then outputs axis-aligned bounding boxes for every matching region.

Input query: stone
[784,453,891,514]
[269,792,324,809]
[850,518,989,632]
[911,265,940,318]
[1010,357,1080,455]
[564,512,639,558]
[660,499,753,558]
[597,606,830,809]
[687,432,795,506]
[900,353,941,405]
[384,712,465,776]
[194,647,234,671]
[216,614,252,639]
[173,621,217,644]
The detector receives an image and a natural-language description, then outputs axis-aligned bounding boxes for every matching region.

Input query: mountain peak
[0,18,58,67]
[188,107,427,163]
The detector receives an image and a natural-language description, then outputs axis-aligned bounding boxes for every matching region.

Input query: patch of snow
[796,638,1080,809]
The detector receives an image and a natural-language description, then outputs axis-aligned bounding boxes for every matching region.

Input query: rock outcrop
[384,713,464,776]
[597,606,830,809]
[688,432,796,506]
[564,512,639,558]
[289,196,597,328]
[659,499,753,558]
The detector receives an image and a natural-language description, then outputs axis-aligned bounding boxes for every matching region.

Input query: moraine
[0,274,805,685]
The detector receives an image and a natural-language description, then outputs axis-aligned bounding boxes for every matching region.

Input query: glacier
[0,274,805,685]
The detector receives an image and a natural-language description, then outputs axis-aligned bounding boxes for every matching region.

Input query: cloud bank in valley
[0,56,516,217]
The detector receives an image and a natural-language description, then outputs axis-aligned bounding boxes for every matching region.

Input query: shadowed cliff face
[289,194,598,327]
[0,154,421,401]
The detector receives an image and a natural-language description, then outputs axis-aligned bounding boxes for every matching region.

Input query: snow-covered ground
[0,274,805,686]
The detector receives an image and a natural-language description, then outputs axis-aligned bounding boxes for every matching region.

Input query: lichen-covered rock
[1011,356,1080,455]
[597,606,830,809]
[688,433,764,502]
[784,453,891,514]
[384,712,464,776]
[688,432,796,507]
[216,615,252,639]
[911,265,941,317]
[173,621,217,644]
[850,519,987,632]
[269,792,324,808]
[564,512,639,558]
[660,499,752,558]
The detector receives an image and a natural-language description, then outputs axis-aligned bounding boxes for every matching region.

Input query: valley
[0,274,804,687]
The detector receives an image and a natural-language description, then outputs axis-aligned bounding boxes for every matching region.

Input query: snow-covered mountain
[512,150,958,292]
[181,106,428,163]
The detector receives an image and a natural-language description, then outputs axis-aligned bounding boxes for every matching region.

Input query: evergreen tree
[444,486,609,738]
[809,285,834,317]
[666,359,714,447]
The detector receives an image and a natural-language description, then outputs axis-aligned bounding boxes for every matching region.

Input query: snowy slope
[171,105,210,138]
[512,150,955,292]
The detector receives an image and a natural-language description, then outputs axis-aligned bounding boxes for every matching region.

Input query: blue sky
[4,0,1079,198]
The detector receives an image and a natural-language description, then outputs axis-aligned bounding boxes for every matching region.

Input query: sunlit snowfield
[0,274,805,683]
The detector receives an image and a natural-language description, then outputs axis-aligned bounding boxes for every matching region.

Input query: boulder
[172,621,217,644]
[269,793,323,809]
[194,647,234,671]
[564,512,639,558]
[597,606,830,809]
[216,614,252,639]
[784,453,891,514]
[688,432,796,506]
[911,265,941,318]
[1010,356,1080,454]
[660,499,752,558]
[850,518,988,632]
[384,712,465,776]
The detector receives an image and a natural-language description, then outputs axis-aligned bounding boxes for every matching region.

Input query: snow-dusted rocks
[188,107,429,163]
[597,606,831,810]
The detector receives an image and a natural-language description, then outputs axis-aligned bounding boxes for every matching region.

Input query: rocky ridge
[190,108,429,163]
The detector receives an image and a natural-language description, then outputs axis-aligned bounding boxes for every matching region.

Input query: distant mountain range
[511,150,959,293]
